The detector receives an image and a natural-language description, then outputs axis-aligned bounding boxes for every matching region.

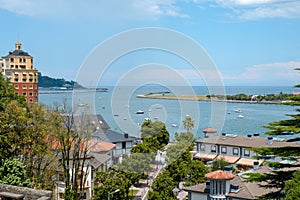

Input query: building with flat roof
[195,133,300,167]
[1,40,38,103]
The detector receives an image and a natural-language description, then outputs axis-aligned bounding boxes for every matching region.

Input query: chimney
[253,133,260,137]
[222,132,226,140]
[247,134,252,140]
[253,161,259,170]
[268,137,273,145]
[124,133,129,138]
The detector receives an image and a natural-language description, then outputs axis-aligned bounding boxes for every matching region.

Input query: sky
[0,0,300,86]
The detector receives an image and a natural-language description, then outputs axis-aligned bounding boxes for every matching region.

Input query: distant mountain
[38,72,83,89]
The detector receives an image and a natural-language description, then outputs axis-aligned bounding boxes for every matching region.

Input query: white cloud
[215,0,300,20]
[0,0,189,21]
[224,61,300,85]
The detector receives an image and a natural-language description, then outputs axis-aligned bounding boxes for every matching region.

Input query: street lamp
[172,187,180,199]
[108,189,120,200]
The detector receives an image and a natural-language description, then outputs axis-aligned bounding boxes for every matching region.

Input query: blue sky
[0,0,300,86]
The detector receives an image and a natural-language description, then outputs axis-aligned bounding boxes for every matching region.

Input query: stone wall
[0,184,52,200]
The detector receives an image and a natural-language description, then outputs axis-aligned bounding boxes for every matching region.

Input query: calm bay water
[39,86,299,140]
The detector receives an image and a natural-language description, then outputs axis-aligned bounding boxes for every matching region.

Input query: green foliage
[0,158,31,187]
[0,73,26,111]
[284,170,300,200]
[175,132,195,143]
[117,153,153,176]
[148,171,177,200]
[38,72,82,88]
[141,120,169,149]
[183,116,194,132]
[211,158,230,171]
[94,170,138,200]
[249,69,300,198]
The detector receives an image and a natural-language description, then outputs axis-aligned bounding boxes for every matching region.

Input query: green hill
[38,73,83,89]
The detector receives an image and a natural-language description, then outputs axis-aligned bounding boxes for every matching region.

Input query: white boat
[171,124,177,127]
[234,109,242,113]
[136,110,144,114]
[237,114,244,118]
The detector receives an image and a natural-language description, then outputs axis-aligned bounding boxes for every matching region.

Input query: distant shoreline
[136,94,286,105]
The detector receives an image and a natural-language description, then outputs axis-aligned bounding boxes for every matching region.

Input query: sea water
[39,86,299,140]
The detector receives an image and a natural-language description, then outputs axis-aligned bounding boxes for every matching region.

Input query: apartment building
[1,40,38,103]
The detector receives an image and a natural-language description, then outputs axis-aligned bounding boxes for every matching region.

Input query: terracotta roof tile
[88,139,116,152]
[205,170,235,180]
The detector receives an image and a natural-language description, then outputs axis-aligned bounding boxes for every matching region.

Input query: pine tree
[249,69,300,199]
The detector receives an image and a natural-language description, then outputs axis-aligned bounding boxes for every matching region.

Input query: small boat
[171,124,177,127]
[144,117,150,121]
[234,109,242,113]
[78,103,85,107]
[136,110,144,114]
[237,114,244,118]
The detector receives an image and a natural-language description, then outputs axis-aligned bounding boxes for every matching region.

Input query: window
[244,149,250,157]
[29,92,33,96]
[22,92,26,96]
[200,144,205,152]
[122,142,126,149]
[15,92,19,95]
[19,58,22,62]
[211,145,216,153]
[233,148,239,155]
[221,147,227,154]
[10,58,14,62]
[22,85,27,89]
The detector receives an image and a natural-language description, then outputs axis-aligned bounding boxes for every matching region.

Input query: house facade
[1,40,38,103]
[195,133,300,167]
[55,140,116,200]
[184,167,281,200]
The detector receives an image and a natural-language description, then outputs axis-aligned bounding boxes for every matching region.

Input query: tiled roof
[205,170,235,180]
[196,135,300,148]
[93,130,134,143]
[5,50,31,57]
[184,169,280,200]
[88,139,116,152]
[88,152,111,169]
[203,127,217,133]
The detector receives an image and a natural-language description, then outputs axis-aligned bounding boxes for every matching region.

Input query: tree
[0,73,26,111]
[284,170,300,200]
[183,115,194,133]
[211,158,229,171]
[248,69,300,198]
[94,170,138,200]
[0,158,31,187]
[141,120,169,149]
[50,103,96,200]
[148,171,177,200]
[175,131,195,143]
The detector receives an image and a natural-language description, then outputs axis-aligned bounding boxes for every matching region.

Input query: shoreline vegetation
[137,92,296,105]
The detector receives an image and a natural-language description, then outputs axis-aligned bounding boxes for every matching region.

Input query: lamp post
[108,189,120,200]
[172,187,180,199]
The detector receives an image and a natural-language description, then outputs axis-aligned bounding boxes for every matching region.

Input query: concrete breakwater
[136,94,284,104]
